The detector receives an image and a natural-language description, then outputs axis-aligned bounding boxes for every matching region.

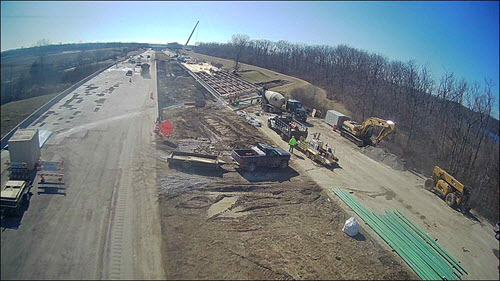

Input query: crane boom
[185,21,199,46]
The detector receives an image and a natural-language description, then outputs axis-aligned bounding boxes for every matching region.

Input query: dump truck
[267,115,308,142]
[1,180,31,217]
[296,133,338,167]
[232,143,290,172]
[424,166,471,213]
[259,89,307,122]
[341,117,395,147]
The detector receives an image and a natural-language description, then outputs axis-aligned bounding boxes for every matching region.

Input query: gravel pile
[362,146,406,171]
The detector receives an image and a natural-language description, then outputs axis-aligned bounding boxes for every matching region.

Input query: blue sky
[1,1,499,117]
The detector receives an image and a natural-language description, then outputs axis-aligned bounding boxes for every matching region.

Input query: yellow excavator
[424,166,471,213]
[340,117,396,147]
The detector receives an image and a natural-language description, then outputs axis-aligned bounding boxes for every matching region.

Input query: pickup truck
[232,143,291,172]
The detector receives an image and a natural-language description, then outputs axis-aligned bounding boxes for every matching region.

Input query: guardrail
[1,57,128,150]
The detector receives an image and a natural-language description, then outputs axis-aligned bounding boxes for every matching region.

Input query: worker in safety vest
[288,136,297,153]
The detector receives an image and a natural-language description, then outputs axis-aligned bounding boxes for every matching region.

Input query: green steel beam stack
[333,188,467,280]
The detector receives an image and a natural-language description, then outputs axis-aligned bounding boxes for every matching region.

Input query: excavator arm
[358,117,396,146]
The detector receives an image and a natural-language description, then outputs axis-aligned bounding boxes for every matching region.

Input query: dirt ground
[247,106,500,280]
[155,52,414,279]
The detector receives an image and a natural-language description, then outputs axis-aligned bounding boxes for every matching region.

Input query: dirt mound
[362,146,406,171]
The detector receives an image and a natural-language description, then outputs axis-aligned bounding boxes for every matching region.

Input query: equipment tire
[445,193,457,207]
[267,119,272,129]
[424,179,434,190]
[495,232,499,241]
[306,151,312,159]
[279,160,289,169]
[247,163,257,172]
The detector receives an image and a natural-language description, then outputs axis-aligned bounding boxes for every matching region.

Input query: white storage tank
[8,129,41,169]
[325,110,350,129]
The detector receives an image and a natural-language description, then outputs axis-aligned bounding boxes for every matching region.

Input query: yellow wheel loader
[424,166,471,213]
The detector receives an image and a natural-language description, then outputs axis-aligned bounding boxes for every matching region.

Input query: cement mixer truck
[260,89,308,123]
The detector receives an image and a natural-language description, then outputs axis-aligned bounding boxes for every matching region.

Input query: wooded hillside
[195,37,499,223]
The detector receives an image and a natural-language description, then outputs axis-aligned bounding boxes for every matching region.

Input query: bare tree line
[195,36,499,223]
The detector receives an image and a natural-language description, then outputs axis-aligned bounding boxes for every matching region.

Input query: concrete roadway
[1,50,165,279]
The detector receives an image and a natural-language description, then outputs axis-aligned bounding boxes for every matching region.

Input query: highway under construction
[0,49,498,280]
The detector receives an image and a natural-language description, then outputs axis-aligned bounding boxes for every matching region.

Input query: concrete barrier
[1,58,127,150]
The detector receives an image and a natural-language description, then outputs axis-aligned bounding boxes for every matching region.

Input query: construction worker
[288,136,297,153]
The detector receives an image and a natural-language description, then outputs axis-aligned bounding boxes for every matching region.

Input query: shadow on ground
[462,210,481,223]
[1,192,33,231]
[236,166,299,183]
[408,168,426,179]
[352,232,366,241]
[141,72,152,79]
[302,121,315,128]
[168,164,227,178]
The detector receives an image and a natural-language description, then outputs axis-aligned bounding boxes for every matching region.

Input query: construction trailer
[325,110,350,130]
[8,129,41,171]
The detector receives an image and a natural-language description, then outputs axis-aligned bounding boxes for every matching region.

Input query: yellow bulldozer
[340,117,396,147]
[424,166,471,213]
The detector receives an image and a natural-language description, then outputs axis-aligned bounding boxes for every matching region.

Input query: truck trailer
[325,109,350,130]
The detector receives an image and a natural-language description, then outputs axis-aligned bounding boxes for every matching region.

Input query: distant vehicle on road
[232,143,290,172]
[126,70,133,76]
[136,62,142,66]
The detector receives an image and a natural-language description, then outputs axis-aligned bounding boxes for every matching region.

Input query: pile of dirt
[362,146,406,171]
